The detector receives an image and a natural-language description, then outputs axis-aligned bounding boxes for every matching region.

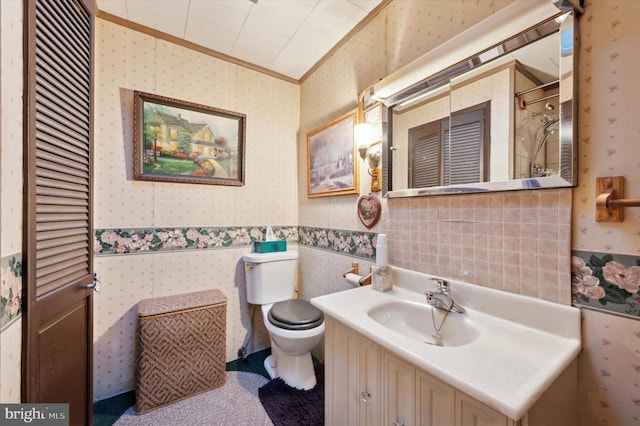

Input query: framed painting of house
[307,110,359,198]
[133,91,246,186]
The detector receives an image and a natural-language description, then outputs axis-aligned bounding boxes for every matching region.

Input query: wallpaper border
[10,243,638,329]
[94,225,378,260]
[1,253,23,331]
[572,250,640,320]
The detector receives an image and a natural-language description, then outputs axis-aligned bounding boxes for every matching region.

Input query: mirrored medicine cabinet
[372,0,582,198]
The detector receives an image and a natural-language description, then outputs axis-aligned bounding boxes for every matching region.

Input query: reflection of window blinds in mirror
[408,107,486,188]
[411,133,440,188]
[444,120,483,185]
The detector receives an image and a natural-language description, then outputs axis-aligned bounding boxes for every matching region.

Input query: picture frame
[364,103,382,125]
[358,81,381,114]
[361,86,376,110]
[133,91,246,186]
[307,110,359,198]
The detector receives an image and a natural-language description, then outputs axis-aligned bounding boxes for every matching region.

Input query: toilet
[243,250,324,390]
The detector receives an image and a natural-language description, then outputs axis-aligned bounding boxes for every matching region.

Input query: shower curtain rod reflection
[515,80,559,97]
[519,93,559,109]
[516,79,560,109]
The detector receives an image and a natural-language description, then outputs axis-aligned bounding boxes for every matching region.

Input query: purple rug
[258,364,324,426]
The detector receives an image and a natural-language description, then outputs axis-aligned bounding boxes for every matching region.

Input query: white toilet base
[263,349,317,390]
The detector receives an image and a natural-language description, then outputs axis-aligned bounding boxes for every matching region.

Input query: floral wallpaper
[1,254,22,331]
[94,225,378,260]
[95,226,295,254]
[572,250,640,318]
[298,226,376,258]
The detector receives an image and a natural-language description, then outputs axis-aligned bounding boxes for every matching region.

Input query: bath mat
[114,371,273,426]
[258,364,324,426]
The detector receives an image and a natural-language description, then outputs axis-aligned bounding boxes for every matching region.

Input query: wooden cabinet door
[357,332,379,426]
[456,391,513,426]
[324,316,341,425]
[325,317,379,426]
[327,318,521,426]
[382,351,416,426]
[416,369,455,425]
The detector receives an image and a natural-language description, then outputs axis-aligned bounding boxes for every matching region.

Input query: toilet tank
[243,251,298,305]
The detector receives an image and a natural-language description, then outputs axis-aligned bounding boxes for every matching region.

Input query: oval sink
[368,300,480,347]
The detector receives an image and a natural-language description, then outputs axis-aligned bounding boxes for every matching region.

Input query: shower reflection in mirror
[515,81,560,179]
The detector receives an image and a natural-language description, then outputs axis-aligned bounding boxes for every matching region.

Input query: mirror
[376,3,579,197]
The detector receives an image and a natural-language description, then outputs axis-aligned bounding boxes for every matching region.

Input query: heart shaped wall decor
[357,194,381,229]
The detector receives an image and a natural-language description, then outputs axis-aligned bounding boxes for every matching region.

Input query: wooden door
[22,1,94,425]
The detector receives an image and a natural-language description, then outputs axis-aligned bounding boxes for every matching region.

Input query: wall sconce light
[355,122,382,192]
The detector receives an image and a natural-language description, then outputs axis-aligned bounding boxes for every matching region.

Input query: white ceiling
[96,0,384,81]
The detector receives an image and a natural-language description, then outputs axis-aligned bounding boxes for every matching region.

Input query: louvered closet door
[23,1,94,425]
[443,108,486,186]
[409,121,441,188]
[411,132,440,188]
[443,121,482,186]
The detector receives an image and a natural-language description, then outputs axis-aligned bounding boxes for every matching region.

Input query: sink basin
[311,267,582,420]
[368,300,479,347]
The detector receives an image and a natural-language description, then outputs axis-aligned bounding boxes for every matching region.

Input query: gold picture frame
[364,103,382,126]
[306,110,359,198]
[133,91,246,186]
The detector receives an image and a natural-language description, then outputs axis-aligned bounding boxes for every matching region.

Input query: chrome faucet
[425,278,465,313]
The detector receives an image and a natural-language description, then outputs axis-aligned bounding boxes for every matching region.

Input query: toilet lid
[268,299,324,330]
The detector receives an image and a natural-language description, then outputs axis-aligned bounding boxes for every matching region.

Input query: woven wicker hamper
[135,289,227,414]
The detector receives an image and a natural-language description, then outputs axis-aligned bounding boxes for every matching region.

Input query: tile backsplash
[386,188,572,304]
[92,187,574,308]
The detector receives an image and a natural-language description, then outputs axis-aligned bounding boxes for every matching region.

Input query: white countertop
[310,266,581,420]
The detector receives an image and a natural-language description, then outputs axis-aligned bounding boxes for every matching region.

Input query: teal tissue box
[254,240,287,253]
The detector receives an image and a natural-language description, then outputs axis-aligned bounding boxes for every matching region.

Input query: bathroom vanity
[311,267,581,425]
